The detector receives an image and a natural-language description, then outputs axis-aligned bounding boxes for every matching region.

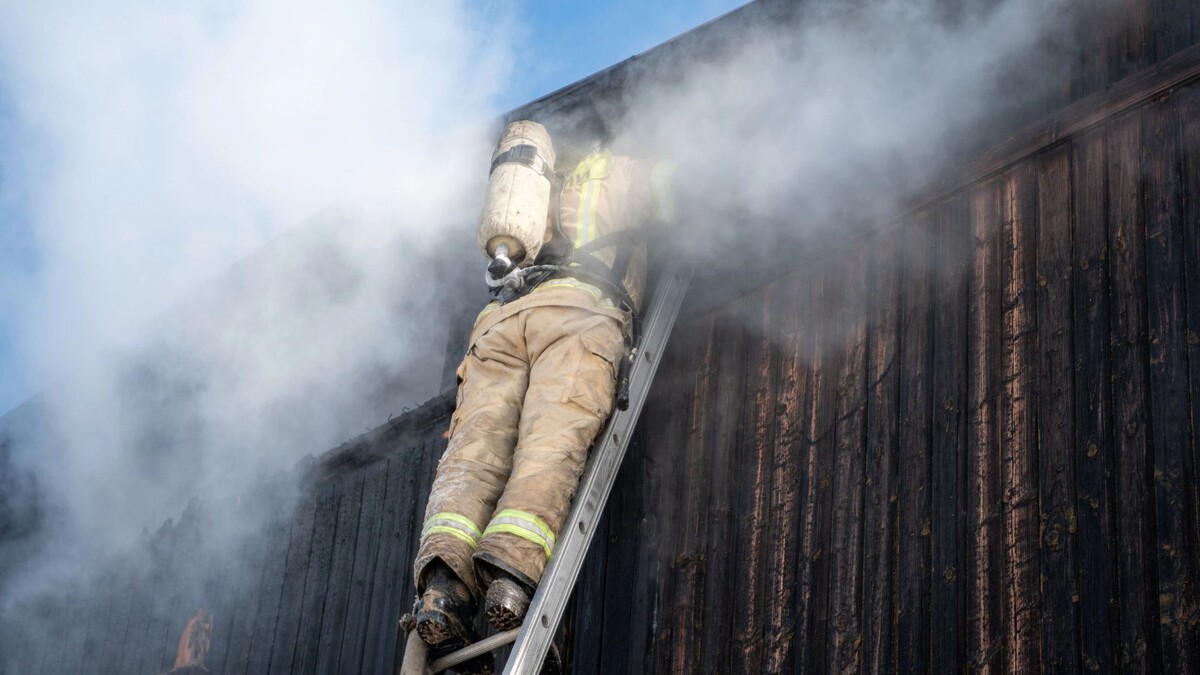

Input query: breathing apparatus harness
[484,146,644,410]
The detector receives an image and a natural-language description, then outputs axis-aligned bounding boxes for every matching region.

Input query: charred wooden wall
[561,76,1200,672]
[6,4,1200,675]
[0,396,453,675]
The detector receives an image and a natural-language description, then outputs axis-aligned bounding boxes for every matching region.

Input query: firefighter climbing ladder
[397,260,693,675]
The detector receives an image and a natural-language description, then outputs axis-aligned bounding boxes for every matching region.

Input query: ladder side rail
[502,262,693,674]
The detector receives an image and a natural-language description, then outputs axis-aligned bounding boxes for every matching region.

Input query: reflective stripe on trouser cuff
[483,509,557,559]
[422,513,482,548]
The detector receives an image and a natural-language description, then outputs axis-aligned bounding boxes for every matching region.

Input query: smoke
[0,0,511,605]
[613,0,1081,267]
[0,0,1097,657]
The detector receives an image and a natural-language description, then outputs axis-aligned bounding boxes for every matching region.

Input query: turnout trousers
[413,297,624,598]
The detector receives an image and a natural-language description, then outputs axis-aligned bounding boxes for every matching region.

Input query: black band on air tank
[488,144,554,179]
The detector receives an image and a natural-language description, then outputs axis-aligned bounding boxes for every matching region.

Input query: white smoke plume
[614,0,1083,266]
[0,0,1100,658]
[0,0,512,603]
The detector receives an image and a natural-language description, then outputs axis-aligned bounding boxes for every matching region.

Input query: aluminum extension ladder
[397,261,693,675]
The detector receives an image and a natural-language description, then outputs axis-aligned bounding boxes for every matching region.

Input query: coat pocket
[563,331,623,418]
[448,357,469,438]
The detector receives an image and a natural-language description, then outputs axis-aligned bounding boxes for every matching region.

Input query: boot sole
[485,603,524,632]
[416,616,496,675]
[415,611,460,650]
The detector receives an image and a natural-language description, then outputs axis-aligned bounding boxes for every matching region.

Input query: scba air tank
[478,120,556,266]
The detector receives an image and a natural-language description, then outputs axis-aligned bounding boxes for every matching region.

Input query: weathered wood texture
[0,395,451,675]
[565,72,1200,673]
[6,7,1200,675]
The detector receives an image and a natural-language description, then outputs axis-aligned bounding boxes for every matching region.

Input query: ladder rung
[429,629,519,673]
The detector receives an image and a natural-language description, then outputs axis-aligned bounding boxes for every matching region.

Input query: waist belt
[493,256,641,411]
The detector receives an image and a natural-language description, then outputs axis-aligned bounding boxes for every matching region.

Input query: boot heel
[484,576,531,632]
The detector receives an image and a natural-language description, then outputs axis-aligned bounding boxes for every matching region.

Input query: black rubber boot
[541,643,563,675]
[414,563,493,674]
[484,573,534,632]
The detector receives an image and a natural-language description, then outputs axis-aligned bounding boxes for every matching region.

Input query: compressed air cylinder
[478,120,556,265]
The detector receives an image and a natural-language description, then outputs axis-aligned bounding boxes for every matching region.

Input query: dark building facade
[5,1,1200,673]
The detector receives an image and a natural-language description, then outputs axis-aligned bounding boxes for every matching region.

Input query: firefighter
[410,120,673,670]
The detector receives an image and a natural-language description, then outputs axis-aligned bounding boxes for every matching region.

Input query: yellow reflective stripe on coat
[484,508,556,559]
[532,277,617,309]
[422,512,482,548]
[566,150,612,187]
[576,179,601,247]
[650,160,675,225]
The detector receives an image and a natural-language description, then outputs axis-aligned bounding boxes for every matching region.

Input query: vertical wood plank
[360,452,413,675]
[1034,142,1083,673]
[1110,0,1152,83]
[289,480,342,675]
[622,421,659,675]
[366,441,433,674]
[762,267,816,675]
[314,473,366,673]
[861,233,902,675]
[1072,128,1121,673]
[896,213,934,675]
[638,319,700,674]
[827,245,869,673]
[1141,94,1199,673]
[817,266,845,675]
[564,464,612,674]
[796,263,838,675]
[730,289,776,673]
[930,194,970,673]
[599,321,683,674]
[1179,84,1200,675]
[1153,0,1194,64]
[232,499,294,675]
[336,460,392,674]
[1107,112,1159,672]
[668,314,718,673]
[266,490,320,675]
[699,314,747,674]
[205,531,257,674]
[967,176,1005,672]
[999,162,1042,673]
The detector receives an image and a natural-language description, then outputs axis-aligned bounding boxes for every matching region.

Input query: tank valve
[486,244,524,295]
[488,244,515,280]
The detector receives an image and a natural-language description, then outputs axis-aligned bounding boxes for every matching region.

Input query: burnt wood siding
[8,83,1200,675]
[575,79,1200,671]
[9,8,1200,675]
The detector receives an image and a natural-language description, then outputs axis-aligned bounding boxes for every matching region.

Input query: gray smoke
[0,0,1098,656]
[613,0,1083,270]
[0,0,511,610]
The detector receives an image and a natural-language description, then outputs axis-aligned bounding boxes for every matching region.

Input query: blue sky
[497,1,748,112]
[0,1,748,415]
